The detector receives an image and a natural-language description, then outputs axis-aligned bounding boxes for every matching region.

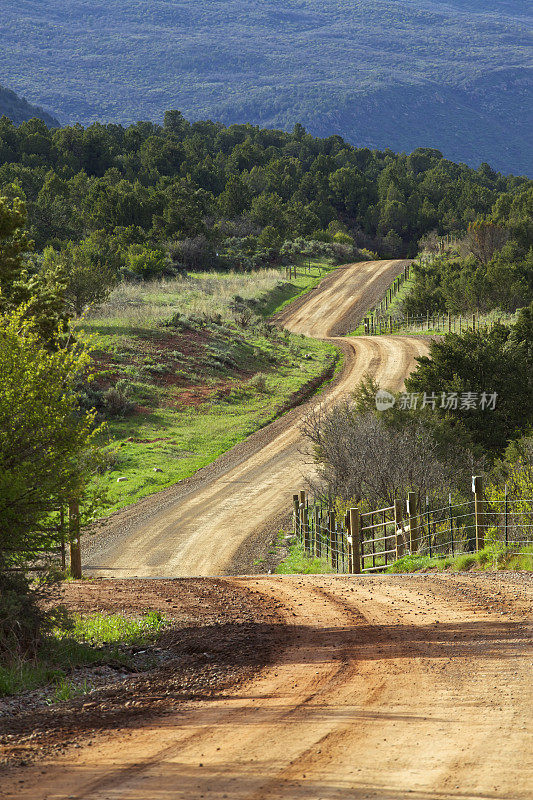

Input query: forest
[0,111,531,323]
[3,1,531,173]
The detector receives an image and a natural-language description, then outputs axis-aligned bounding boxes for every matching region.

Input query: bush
[103,386,135,417]
[0,572,48,659]
[247,373,269,393]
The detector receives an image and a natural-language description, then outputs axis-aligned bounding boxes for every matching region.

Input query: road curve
[83,260,429,577]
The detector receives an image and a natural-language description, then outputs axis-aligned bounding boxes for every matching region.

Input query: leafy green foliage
[0,611,166,697]
[405,306,533,454]
[405,185,533,314]
[0,115,530,283]
[0,308,100,573]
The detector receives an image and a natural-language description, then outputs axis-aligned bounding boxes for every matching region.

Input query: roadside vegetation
[291,305,533,575]
[0,610,166,698]
[386,545,533,574]
[1,112,532,665]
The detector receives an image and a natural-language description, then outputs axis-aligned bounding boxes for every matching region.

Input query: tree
[0,308,101,654]
[465,219,509,265]
[0,195,68,339]
[42,241,118,316]
[302,378,471,509]
[405,323,532,454]
[0,194,31,299]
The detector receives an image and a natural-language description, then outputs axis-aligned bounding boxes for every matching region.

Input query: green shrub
[0,572,46,659]
[247,373,269,393]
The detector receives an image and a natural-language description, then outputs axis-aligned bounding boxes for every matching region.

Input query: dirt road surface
[84,260,429,577]
[3,572,531,800]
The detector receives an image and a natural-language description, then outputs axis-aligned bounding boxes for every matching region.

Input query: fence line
[361,310,515,337]
[291,477,533,574]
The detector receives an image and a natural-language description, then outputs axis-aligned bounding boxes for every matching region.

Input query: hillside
[0,85,59,127]
[2,1,531,174]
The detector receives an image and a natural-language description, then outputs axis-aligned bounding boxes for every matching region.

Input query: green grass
[56,610,166,646]
[258,259,337,317]
[80,268,339,517]
[387,544,533,573]
[275,542,334,574]
[0,611,167,698]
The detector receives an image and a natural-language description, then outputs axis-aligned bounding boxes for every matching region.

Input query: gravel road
[83,260,429,577]
[2,573,531,799]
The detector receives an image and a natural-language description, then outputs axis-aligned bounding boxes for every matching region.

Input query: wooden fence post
[314,507,320,557]
[349,508,361,575]
[68,500,82,579]
[394,499,403,559]
[407,491,417,553]
[329,510,336,571]
[293,494,300,538]
[472,476,485,550]
[59,506,66,571]
[299,490,309,553]
[344,511,350,573]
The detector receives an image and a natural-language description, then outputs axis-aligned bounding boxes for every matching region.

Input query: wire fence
[291,478,533,574]
[361,310,516,336]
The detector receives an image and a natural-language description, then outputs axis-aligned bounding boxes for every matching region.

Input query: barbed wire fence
[291,477,533,574]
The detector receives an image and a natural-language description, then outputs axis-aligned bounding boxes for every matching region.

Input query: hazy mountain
[2,1,531,173]
[0,85,59,127]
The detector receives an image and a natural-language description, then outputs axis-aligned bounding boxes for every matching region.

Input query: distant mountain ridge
[0,85,59,127]
[2,1,531,174]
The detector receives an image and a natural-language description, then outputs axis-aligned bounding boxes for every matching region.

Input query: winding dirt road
[84,260,429,577]
[3,268,531,798]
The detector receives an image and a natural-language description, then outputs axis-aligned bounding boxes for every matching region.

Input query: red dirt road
[2,573,531,799]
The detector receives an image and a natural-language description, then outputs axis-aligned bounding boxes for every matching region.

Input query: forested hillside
[0,85,59,127]
[3,0,531,174]
[1,113,531,319]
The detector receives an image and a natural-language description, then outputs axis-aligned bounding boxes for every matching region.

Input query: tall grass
[85,270,283,328]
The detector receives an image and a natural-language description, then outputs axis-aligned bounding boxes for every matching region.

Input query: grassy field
[79,265,339,517]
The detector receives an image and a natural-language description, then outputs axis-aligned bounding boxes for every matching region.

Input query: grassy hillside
[80,267,339,515]
[2,1,531,173]
[0,85,59,127]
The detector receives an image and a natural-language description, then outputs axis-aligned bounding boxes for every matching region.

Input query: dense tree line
[404,185,533,314]
[0,112,531,315]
